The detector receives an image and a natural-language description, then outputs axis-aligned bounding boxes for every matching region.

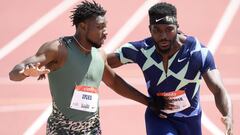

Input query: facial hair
[156,34,177,54]
[86,37,101,48]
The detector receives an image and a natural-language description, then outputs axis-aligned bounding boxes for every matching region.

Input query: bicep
[110,43,139,67]
[102,63,116,87]
[203,69,225,94]
[23,40,60,66]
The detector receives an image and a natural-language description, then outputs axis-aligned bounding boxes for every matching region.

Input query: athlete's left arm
[203,69,233,135]
[100,49,149,106]
[102,63,149,106]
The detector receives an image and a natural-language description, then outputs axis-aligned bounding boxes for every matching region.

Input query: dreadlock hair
[70,0,106,27]
[148,2,178,26]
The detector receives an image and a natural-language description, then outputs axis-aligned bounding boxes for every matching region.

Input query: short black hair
[70,0,106,27]
[149,2,177,18]
[148,2,178,25]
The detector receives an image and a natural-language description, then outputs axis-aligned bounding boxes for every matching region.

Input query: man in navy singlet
[107,2,233,135]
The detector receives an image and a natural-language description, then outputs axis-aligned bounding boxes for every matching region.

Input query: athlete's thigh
[170,114,202,135]
[145,109,177,135]
[185,115,202,135]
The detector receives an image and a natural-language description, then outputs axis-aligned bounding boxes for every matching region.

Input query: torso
[48,36,105,121]
[116,36,216,117]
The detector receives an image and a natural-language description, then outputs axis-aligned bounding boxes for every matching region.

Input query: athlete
[107,2,233,135]
[9,1,150,134]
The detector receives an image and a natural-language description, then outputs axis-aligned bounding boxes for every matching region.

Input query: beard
[86,37,101,49]
[156,34,177,54]
[158,43,172,54]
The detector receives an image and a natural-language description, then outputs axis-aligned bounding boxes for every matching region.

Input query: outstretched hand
[19,63,50,78]
[221,116,233,135]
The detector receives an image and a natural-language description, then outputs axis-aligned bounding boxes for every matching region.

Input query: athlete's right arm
[9,40,61,81]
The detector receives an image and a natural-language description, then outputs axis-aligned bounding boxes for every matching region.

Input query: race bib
[156,90,190,114]
[70,85,98,112]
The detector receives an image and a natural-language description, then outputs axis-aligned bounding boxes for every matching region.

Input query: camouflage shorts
[46,103,101,135]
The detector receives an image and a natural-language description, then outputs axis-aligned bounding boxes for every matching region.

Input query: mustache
[159,39,170,42]
[102,36,106,40]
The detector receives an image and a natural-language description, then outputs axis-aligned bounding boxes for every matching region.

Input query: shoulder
[178,33,187,44]
[37,38,67,55]
[186,36,214,64]
[38,39,59,53]
[183,36,209,53]
[35,38,68,66]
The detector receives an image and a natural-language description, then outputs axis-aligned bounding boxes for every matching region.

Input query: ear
[79,22,87,31]
[148,25,152,32]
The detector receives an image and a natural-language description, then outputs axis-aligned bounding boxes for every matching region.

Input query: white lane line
[22,1,160,134]
[207,0,240,54]
[202,0,240,134]
[23,104,52,135]
[202,112,224,135]
[103,0,160,54]
[0,0,79,61]
[0,94,239,113]
[2,77,240,85]
[0,77,48,85]
[201,94,240,102]
[0,103,49,112]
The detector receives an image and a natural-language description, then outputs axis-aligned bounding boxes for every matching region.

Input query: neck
[160,46,180,59]
[73,35,91,53]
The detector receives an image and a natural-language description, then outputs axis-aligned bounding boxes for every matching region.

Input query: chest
[141,49,202,89]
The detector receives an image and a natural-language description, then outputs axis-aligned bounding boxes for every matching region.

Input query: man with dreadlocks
[9,1,151,134]
[107,2,233,135]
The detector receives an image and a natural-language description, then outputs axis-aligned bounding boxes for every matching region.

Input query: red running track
[0,0,239,134]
